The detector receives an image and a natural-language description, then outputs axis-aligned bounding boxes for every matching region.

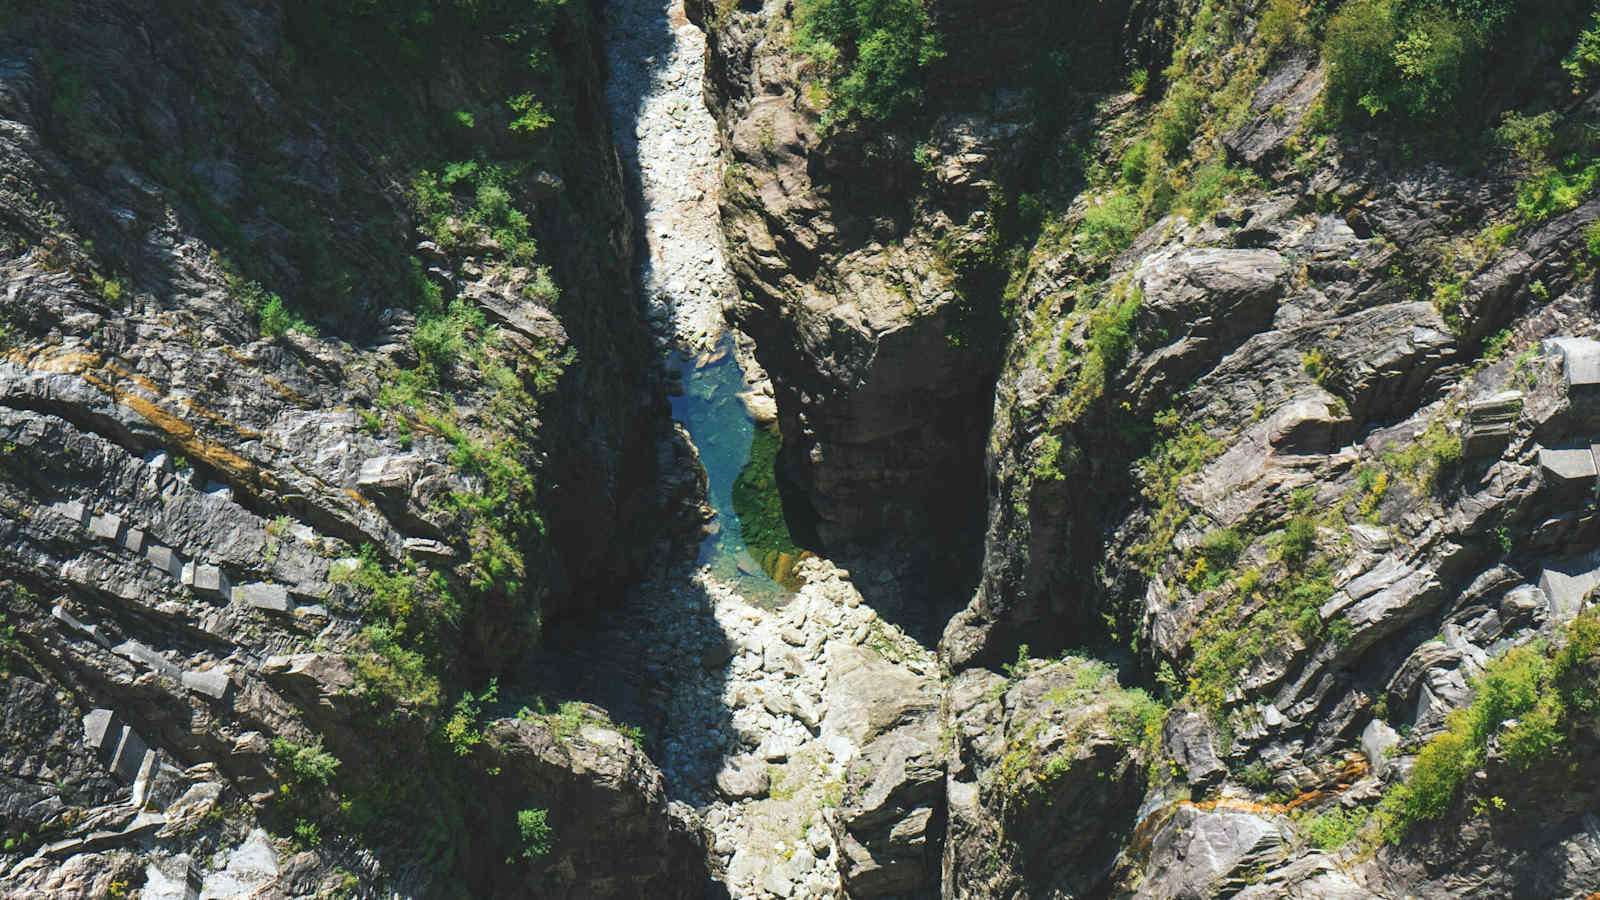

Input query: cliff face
[694,0,1600,895]
[12,0,1600,896]
[0,0,705,895]
[686,0,1138,637]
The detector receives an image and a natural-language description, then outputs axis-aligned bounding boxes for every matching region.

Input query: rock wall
[0,0,704,894]
[692,0,1600,896]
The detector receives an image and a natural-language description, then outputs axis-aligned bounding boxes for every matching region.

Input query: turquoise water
[669,338,789,605]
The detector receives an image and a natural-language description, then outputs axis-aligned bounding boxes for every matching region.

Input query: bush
[1281,516,1317,567]
[1156,81,1205,156]
[258,293,315,339]
[1431,279,1466,331]
[1081,193,1143,258]
[1259,0,1311,54]
[793,0,942,127]
[1564,11,1600,89]
[1199,528,1246,569]
[1301,805,1367,850]
[1381,421,1461,493]
[1495,110,1557,172]
[1323,0,1479,124]
[1301,348,1331,384]
[272,735,341,787]
[1120,140,1151,187]
[1179,162,1249,219]
[1381,608,1600,840]
[517,808,553,858]
[1067,286,1142,413]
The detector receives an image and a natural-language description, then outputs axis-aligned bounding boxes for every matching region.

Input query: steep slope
[694,0,1600,896]
[686,0,1135,640]
[0,0,706,896]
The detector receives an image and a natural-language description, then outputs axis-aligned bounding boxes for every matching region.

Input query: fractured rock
[1538,561,1600,623]
[1538,446,1597,490]
[82,708,118,753]
[52,499,88,526]
[88,512,122,540]
[1461,390,1521,458]
[233,582,289,613]
[191,564,230,596]
[146,543,183,579]
[181,667,231,700]
[715,754,770,799]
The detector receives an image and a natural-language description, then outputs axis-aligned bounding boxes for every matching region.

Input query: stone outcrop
[942,659,1156,898]
[0,0,697,894]
[474,716,709,899]
[688,0,1600,895]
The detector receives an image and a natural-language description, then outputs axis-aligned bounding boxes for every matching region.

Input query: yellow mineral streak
[11,344,274,489]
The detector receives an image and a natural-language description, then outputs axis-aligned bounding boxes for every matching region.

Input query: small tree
[518,808,553,858]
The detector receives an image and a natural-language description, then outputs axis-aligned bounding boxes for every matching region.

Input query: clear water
[668,337,790,606]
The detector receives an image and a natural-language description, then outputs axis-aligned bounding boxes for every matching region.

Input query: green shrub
[793,0,942,127]
[1380,421,1461,493]
[1128,67,1149,95]
[258,293,315,339]
[1495,110,1557,172]
[517,808,553,858]
[440,679,498,756]
[1322,0,1483,125]
[1290,486,1316,513]
[1259,0,1311,54]
[1514,157,1600,225]
[1564,11,1600,89]
[1069,286,1143,412]
[1380,608,1600,840]
[1199,528,1246,569]
[1281,516,1317,567]
[1302,348,1331,385]
[295,818,322,847]
[1120,140,1151,187]
[1156,81,1205,157]
[1179,163,1249,219]
[1586,220,1600,257]
[1431,279,1466,331]
[412,299,485,376]
[1238,760,1274,791]
[1301,805,1367,850]
[272,735,341,787]
[1081,193,1143,258]
[507,93,552,135]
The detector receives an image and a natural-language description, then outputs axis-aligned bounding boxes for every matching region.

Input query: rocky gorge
[6,0,1600,898]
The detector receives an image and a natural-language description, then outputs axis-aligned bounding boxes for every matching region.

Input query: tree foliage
[793,0,943,127]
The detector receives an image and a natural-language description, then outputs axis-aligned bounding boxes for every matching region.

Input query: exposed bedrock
[0,0,703,894]
[687,0,1136,637]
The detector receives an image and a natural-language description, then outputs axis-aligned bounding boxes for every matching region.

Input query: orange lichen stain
[1180,753,1372,818]
[344,487,377,511]
[1188,796,1290,816]
[97,358,264,440]
[173,394,264,440]
[9,345,103,374]
[263,375,315,409]
[1285,755,1369,811]
[100,359,163,395]
[79,370,276,490]
[6,343,275,490]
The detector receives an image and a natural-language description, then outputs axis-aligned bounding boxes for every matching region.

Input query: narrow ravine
[604,0,789,603]
[596,2,940,897]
